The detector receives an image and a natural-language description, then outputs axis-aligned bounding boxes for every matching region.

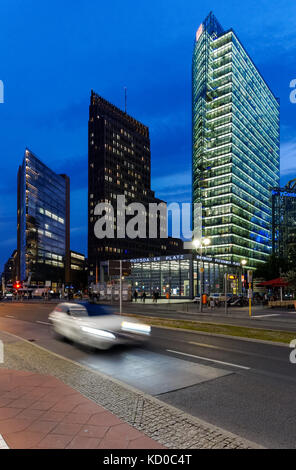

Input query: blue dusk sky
[0,0,295,270]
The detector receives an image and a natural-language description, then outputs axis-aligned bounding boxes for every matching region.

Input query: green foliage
[284,270,296,291]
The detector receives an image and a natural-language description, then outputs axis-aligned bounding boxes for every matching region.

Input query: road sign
[247,289,253,299]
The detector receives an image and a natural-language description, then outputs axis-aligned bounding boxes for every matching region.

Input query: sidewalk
[0,330,259,449]
[0,368,164,449]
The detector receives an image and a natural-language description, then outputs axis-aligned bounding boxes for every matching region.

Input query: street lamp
[193,238,211,312]
[241,259,247,295]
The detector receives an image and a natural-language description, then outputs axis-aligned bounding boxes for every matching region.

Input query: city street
[0,0,295,456]
[0,302,296,448]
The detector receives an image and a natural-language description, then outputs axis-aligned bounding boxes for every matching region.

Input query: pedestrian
[210,297,215,310]
[142,292,146,303]
[133,290,138,302]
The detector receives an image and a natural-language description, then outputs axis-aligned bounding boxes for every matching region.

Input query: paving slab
[0,368,163,449]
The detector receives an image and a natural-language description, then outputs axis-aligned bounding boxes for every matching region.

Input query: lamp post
[241,259,247,296]
[193,238,211,312]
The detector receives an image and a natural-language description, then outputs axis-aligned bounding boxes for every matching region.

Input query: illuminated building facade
[272,178,296,261]
[125,253,241,298]
[192,12,280,268]
[17,149,70,285]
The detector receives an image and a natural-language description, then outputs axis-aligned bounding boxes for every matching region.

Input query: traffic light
[241,275,248,289]
[13,281,22,290]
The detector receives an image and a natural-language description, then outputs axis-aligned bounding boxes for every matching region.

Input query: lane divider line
[251,314,280,319]
[166,349,250,370]
[5,315,15,318]
[188,341,287,362]
[36,321,51,326]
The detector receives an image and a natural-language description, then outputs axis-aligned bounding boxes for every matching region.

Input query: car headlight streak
[81,326,115,339]
[121,321,151,335]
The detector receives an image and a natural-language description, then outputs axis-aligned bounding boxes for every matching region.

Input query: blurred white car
[49,302,151,350]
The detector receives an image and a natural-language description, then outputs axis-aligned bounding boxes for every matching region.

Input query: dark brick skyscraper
[88,91,183,279]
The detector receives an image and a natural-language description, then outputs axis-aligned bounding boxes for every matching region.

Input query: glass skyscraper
[192,12,280,268]
[272,178,296,261]
[17,149,70,284]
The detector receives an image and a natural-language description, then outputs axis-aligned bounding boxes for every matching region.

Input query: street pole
[119,259,122,315]
[200,244,203,313]
[247,270,252,317]
[249,282,252,317]
[225,272,228,315]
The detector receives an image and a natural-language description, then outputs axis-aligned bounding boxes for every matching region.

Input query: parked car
[3,292,13,300]
[49,302,151,350]
[228,296,248,307]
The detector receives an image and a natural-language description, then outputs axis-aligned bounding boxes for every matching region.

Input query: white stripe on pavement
[252,314,280,319]
[0,434,9,449]
[166,349,250,370]
[5,315,15,318]
[36,321,51,326]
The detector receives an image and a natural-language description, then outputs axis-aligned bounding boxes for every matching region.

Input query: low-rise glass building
[126,254,241,299]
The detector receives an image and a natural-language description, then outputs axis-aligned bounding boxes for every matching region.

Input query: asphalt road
[0,302,296,448]
[121,302,296,331]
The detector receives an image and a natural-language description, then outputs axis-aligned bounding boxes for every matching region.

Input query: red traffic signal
[13,281,22,290]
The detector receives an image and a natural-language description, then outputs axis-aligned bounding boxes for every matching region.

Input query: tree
[284,270,296,298]
[254,254,290,280]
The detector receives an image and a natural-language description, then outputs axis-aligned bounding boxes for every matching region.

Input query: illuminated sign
[196,24,204,42]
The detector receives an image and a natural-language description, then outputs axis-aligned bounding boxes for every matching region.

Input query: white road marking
[36,321,51,326]
[5,315,15,318]
[189,341,222,350]
[0,434,9,449]
[167,349,250,370]
[252,314,280,319]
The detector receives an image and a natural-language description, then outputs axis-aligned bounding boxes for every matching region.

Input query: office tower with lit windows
[272,178,296,262]
[88,91,184,279]
[192,12,280,268]
[17,149,70,285]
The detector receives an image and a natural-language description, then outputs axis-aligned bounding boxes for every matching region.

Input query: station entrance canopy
[121,253,241,299]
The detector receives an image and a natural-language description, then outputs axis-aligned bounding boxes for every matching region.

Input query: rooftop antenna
[124,87,127,113]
